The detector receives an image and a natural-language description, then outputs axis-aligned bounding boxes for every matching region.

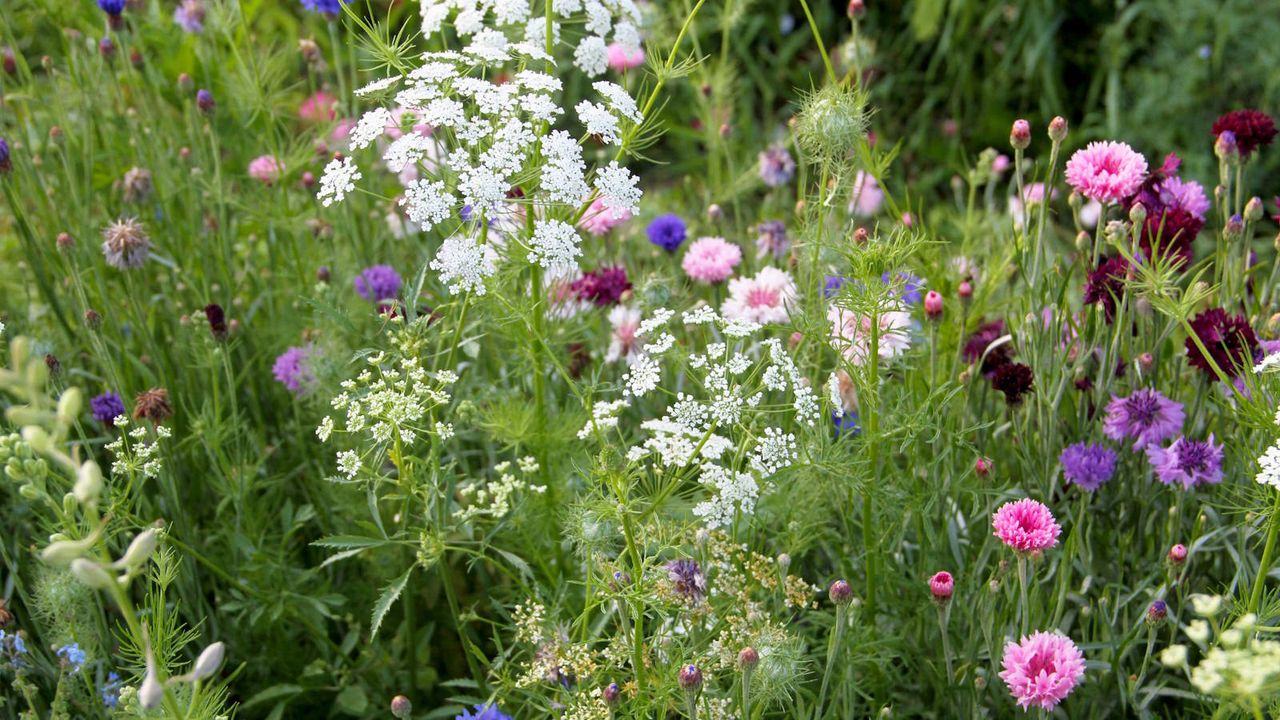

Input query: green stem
[1017,554,1030,636]
[797,0,837,84]
[1247,493,1280,614]
[814,604,846,718]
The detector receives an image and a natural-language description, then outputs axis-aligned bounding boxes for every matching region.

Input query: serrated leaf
[370,566,414,636]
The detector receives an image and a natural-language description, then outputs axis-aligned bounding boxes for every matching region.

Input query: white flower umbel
[528,219,583,274]
[431,233,500,296]
[317,156,361,208]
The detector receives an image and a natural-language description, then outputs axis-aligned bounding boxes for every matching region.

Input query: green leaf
[335,685,369,716]
[371,567,414,636]
[312,535,389,550]
[240,683,303,711]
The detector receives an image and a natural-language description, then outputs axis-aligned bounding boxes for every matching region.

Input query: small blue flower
[100,672,123,708]
[56,643,87,673]
[646,213,687,252]
[455,704,513,720]
[824,275,848,298]
[881,271,924,305]
[832,411,861,439]
[300,0,346,13]
[97,0,126,16]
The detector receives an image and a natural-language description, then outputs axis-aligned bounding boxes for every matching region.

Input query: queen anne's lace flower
[317,156,361,207]
[528,219,582,274]
[431,234,499,296]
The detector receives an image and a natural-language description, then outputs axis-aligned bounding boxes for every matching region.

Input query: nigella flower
[666,558,706,604]
[991,362,1034,405]
[1082,256,1129,323]
[454,704,513,720]
[758,144,795,187]
[91,391,126,424]
[999,631,1085,711]
[962,320,1014,377]
[300,0,347,13]
[754,220,789,261]
[273,346,317,395]
[1103,389,1184,450]
[56,643,86,673]
[992,499,1061,555]
[100,672,123,708]
[354,265,403,302]
[101,217,151,269]
[828,305,913,367]
[823,275,848,298]
[881,271,924,305]
[1185,308,1258,380]
[1059,442,1117,491]
[1147,435,1224,490]
[572,266,631,307]
[1211,110,1277,158]
[646,213,687,253]
[1064,141,1148,204]
[173,0,206,32]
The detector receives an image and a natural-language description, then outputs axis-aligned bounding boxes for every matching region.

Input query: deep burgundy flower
[571,266,631,307]
[963,320,1014,376]
[1083,256,1129,323]
[1211,110,1277,158]
[991,362,1034,405]
[1185,308,1258,380]
[1139,207,1203,268]
[204,303,228,340]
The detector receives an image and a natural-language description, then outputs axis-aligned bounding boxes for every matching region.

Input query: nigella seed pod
[196,89,215,114]
[677,664,703,691]
[1009,119,1031,151]
[737,647,759,670]
[829,579,853,605]
[603,682,621,705]
[390,695,412,719]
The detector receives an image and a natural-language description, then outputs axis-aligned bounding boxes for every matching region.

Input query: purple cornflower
[272,346,316,395]
[758,145,796,187]
[882,271,924,305]
[196,89,215,114]
[455,704,513,720]
[301,0,347,13]
[0,137,10,173]
[1059,442,1117,491]
[1147,435,1223,490]
[1103,389,1184,450]
[572,266,631,307]
[666,559,706,604]
[354,265,402,302]
[91,391,126,424]
[646,213,687,253]
[173,0,205,32]
[754,220,789,261]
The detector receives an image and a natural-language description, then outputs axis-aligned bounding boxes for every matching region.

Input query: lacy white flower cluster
[317,339,457,479]
[320,40,644,297]
[105,416,171,480]
[419,0,644,78]
[1160,596,1280,703]
[1252,400,1280,490]
[580,306,818,528]
[454,455,547,523]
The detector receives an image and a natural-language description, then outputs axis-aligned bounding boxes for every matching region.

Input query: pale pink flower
[299,91,336,123]
[999,631,1085,711]
[579,197,632,236]
[606,43,645,72]
[1009,183,1060,227]
[828,305,912,366]
[681,237,742,284]
[606,305,642,364]
[1064,141,1148,204]
[331,118,356,144]
[722,267,797,324]
[849,171,884,217]
[247,155,284,185]
[992,499,1061,554]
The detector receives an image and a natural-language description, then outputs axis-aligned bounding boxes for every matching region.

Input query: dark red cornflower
[1184,308,1258,380]
[1140,207,1203,268]
[571,266,631,307]
[991,362,1034,405]
[1211,110,1277,158]
[1083,256,1130,323]
[963,320,1014,376]
[204,303,228,340]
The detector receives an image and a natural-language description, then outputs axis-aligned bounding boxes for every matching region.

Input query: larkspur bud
[738,646,759,670]
[190,642,225,681]
[924,290,943,320]
[390,695,412,718]
[70,558,115,589]
[1048,116,1068,143]
[1245,196,1264,222]
[74,461,103,505]
[829,579,853,605]
[1168,543,1188,566]
[139,667,163,710]
[112,528,158,571]
[678,664,703,691]
[1010,119,1031,151]
[603,682,621,705]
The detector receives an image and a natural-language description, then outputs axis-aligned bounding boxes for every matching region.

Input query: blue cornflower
[97,0,125,16]
[91,391,126,424]
[1059,442,1117,492]
[824,275,848,298]
[300,0,347,13]
[0,137,10,173]
[646,213,687,253]
[57,643,87,673]
[456,704,513,720]
[882,271,924,304]
[832,410,861,439]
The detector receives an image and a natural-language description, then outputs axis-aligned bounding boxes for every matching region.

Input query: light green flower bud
[57,388,82,425]
[41,531,100,564]
[74,460,103,505]
[70,558,116,589]
[112,528,158,571]
[21,426,53,455]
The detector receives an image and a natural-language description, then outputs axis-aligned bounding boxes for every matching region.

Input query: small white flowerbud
[70,558,116,589]
[41,532,99,564]
[139,669,164,710]
[74,461,103,505]
[21,425,53,455]
[1159,644,1188,668]
[57,387,83,424]
[112,528,158,571]
[189,642,226,681]
[1189,593,1223,617]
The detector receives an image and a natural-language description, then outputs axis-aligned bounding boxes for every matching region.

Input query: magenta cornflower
[1146,435,1224,490]
[992,499,1061,554]
[1059,442,1117,491]
[1185,308,1258,380]
[272,346,316,395]
[354,265,403,302]
[998,631,1085,711]
[681,237,742,284]
[1064,141,1148,204]
[571,266,631,307]
[1102,389,1184,450]
[247,155,284,185]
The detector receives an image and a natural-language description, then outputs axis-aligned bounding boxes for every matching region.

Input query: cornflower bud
[929,571,953,604]
[1146,600,1168,624]
[847,0,866,18]
[853,227,869,245]
[975,456,992,477]
[829,579,853,605]
[738,646,759,670]
[678,664,703,691]
[196,89,215,114]
[1225,214,1244,240]
[1048,116,1068,143]
[1214,131,1239,164]
[924,290,943,320]
[1245,196,1264,222]
[603,682,621,705]
[958,280,973,301]
[0,137,10,174]
[1168,543,1188,566]
[1128,202,1147,226]
[99,37,115,60]
[390,695,412,719]
[1010,119,1031,151]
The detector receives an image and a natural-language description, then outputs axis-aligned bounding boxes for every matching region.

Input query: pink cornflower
[828,305,912,367]
[998,631,1085,711]
[606,43,645,72]
[682,237,742,284]
[929,571,953,602]
[299,91,336,124]
[992,499,1061,554]
[248,155,284,185]
[722,267,797,324]
[606,305,642,364]
[849,171,884,217]
[1064,141,1148,204]
[579,197,632,236]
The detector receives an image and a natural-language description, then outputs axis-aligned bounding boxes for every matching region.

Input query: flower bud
[929,571,953,602]
[1168,543,1188,566]
[391,695,412,718]
[1245,196,1264,222]
[958,280,973,301]
[1048,116,1068,143]
[70,558,115,589]
[1146,600,1168,624]
[974,456,991,477]
[853,227,870,246]
[177,73,193,92]
[74,461,103,505]
[1009,119,1030,151]
[190,642,225,681]
[112,528,158,571]
[99,37,116,60]
[42,533,99,564]
[1128,203,1147,226]
[57,387,83,424]
[603,682,621,705]
[847,0,866,18]
[678,664,703,691]
[829,579,852,605]
[139,668,164,710]
[21,426,53,455]
[706,204,723,222]
[196,89,215,114]
[1214,131,1239,164]
[738,646,759,670]
[1226,214,1244,239]
[924,290,943,320]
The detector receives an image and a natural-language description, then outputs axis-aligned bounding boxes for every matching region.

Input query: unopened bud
[1010,119,1031,151]
[853,227,869,245]
[1168,543,1188,566]
[390,695,412,718]
[1214,131,1239,164]
[975,457,992,477]
[829,579,853,605]
[1226,214,1244,240]
[929,571,954,602]
[1244,196,1264,223]
[924,290,943,320]
[603,682,621,705]
[738,646,759,670]
[847,0,866,18]
[190,642,226,681]
[1048,116,1068,143]
[74,461,103,505]
[112,528,158,571]
[70,558,115,589]
[678,664,703,691]
[1128,203,1147,226]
